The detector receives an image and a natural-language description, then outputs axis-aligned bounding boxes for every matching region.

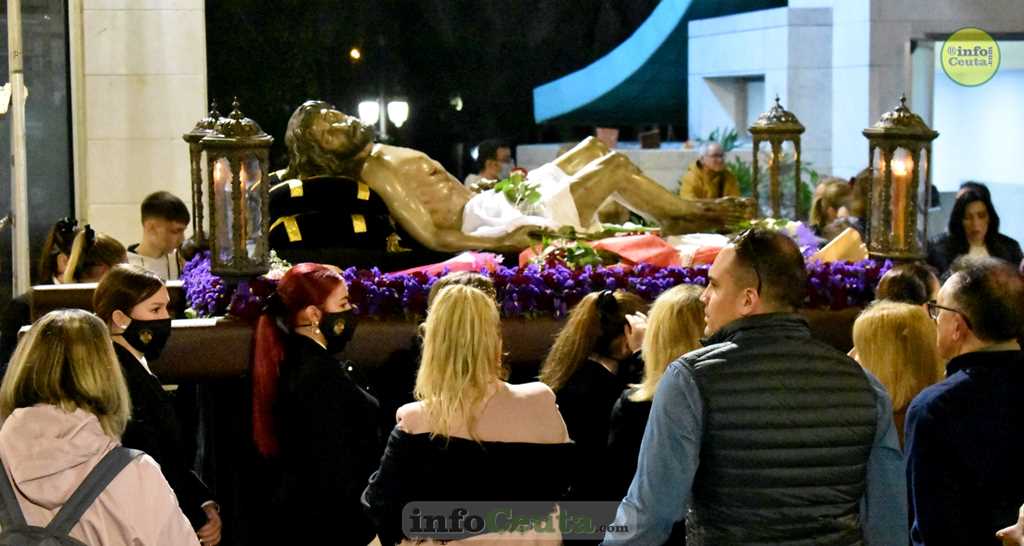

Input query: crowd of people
[1,170,1024,546]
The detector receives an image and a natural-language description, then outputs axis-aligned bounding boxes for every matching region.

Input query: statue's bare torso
[360,144,472,232]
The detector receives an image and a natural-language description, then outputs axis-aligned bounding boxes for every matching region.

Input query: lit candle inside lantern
[890,152,913,249]
[213,158,231,189]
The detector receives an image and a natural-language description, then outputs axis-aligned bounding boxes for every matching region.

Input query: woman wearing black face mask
[251,262,381,545]
[93,264,222,546]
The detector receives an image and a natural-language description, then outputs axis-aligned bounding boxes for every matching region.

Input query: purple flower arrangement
[181,252,230,318]
[182,252,891,321]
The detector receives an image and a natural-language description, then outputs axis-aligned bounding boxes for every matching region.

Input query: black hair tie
[83,224,96,248]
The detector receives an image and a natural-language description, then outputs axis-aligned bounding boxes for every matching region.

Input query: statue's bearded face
[309,107,375,161]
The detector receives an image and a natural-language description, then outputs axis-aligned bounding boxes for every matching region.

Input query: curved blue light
[532,0,692,124]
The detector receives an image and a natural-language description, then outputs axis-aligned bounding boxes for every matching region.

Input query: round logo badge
[941,27,1000,87]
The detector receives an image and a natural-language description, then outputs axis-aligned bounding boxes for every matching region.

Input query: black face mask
[121,318,172,361]
[320,309,358,355]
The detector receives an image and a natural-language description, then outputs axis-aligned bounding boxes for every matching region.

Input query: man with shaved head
[907,257,1024,546]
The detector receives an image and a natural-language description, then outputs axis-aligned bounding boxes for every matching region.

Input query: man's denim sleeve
[859,369,909,546]
[602,362,703,545]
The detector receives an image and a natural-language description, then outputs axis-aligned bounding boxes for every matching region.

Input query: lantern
[182,101,222,247]
[199,99,274,278]
[862,95,938,261]
[749,96,806,218]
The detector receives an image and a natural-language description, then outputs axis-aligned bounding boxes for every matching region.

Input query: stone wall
[70,0,206,246]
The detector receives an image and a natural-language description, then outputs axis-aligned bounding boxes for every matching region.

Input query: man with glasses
[604,228,907,545]
[678,141,740,200]
[906,257,1024,546]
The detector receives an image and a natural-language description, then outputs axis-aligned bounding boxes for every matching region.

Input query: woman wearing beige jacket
[0,309,199,546]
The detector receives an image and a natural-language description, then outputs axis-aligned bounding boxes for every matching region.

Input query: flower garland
[182,252,890,321]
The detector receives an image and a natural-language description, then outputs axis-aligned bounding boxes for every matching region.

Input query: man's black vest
[683,314,878,546]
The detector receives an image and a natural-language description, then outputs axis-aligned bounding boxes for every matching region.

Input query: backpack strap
[0,456,28,528]
[46,447,144,534]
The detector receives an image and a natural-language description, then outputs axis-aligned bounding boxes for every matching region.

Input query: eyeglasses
[733,229,762,294]
[926,301,973,330]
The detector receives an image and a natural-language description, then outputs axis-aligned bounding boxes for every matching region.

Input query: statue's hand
[714,196,759,223]
[501,225,544,251]
[469,179,497,193]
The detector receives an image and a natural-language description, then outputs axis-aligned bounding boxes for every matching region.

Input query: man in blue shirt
[603,228,907,545]
[906,257,1024,546]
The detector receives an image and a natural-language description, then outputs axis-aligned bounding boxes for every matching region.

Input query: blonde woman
[810,178,854,240]
[0,309,198,545]
[853,301,944,447]
[363,285,573,545]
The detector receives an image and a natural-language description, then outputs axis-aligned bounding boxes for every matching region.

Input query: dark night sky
[206,0,661,175]
[206,1,780,177]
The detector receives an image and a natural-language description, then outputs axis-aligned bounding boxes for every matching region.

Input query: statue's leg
[552,137,611,176]
[569,152,754,234]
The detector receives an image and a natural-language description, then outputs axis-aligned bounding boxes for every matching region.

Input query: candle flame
[213,159,230,186]
[891,156,913,176]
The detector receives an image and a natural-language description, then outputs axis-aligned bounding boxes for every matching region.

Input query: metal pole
[8,0,31,294]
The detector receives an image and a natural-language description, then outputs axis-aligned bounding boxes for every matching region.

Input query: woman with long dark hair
[37,216,79,284]
[93,264,221,545]
[252,262,380,545]
[928,190,1023,275]
[539,290,646,502]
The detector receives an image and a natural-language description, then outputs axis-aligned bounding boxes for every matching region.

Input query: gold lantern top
[748,96,805,136]
[183,100,222,145]
[202,98,273,148]
[862,95,939,142]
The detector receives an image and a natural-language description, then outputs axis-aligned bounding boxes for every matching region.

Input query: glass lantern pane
[240,155,263,261]
[212,157,234,265]
[199,149,211,243]
[890,147,914,252]
[916,148,930,252]
[869,147,887,254]
[755,139,773,217]
[779,140,801,219]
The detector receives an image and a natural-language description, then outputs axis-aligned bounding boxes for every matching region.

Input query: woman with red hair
[253,263,380,545]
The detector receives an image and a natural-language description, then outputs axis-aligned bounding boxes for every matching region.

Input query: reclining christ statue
[277,100,756,253]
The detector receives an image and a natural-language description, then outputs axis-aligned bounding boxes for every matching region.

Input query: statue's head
[285,100,375,177]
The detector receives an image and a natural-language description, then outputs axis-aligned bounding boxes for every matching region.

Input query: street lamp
[387,100,409,128]
[357,100,380,126]
[862,95,939,261]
